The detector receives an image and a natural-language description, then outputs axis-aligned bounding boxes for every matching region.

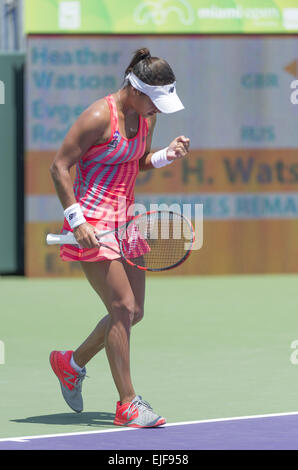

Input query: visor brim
[153,94,184,114]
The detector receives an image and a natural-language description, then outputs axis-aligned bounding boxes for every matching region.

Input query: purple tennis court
[1,413,298,450]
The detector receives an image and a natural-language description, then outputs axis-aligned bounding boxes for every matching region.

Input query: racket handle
[46,232,77,245]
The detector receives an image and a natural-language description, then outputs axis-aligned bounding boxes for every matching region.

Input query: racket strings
[120,212,194,270]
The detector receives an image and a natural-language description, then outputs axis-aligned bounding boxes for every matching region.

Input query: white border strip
[1,411,298,443]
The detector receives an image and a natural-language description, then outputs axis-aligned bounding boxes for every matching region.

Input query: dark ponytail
[125,47,176,86]
[125,47,151,75]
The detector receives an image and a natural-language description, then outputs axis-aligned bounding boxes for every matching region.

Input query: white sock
[70,353,84,373]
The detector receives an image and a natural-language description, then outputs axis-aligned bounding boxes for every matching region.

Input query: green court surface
[1,274,298,439]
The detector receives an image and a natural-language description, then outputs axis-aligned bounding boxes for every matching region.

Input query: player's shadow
[11,411,115,427]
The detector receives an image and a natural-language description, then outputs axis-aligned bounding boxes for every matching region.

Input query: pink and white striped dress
[60,94,149,262]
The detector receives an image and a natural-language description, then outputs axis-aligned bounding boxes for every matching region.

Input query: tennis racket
[46,210,195,272]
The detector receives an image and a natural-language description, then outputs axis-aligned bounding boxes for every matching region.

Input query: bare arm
[138,115,157,171]
[50,100,110,247]
[50,101,108,208]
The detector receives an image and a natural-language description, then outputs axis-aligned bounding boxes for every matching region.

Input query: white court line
[1,410,298,443]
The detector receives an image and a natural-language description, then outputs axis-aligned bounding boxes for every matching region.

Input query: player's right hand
[73,222,99,249]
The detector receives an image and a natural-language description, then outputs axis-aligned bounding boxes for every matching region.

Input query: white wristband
[151,147,173,168]
[64,203,86,229]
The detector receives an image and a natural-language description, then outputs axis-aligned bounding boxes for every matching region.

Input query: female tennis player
[49,47,189,428]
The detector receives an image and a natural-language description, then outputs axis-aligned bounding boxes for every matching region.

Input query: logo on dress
[108,130,121,149]
[169,86,175,93]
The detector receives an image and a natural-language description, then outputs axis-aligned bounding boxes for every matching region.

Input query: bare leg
[73,259,145,404]
[73,315,110,365]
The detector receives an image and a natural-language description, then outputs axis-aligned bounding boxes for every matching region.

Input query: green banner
[25,0,298,34]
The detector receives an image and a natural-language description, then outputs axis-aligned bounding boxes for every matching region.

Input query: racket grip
[46,233,77,245]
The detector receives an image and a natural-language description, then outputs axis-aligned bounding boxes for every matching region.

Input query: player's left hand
[166,136,190,161]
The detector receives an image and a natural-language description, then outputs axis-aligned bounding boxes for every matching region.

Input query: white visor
[126,72,184,114]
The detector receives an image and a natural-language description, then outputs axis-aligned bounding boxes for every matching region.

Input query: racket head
[118,210,195,271]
